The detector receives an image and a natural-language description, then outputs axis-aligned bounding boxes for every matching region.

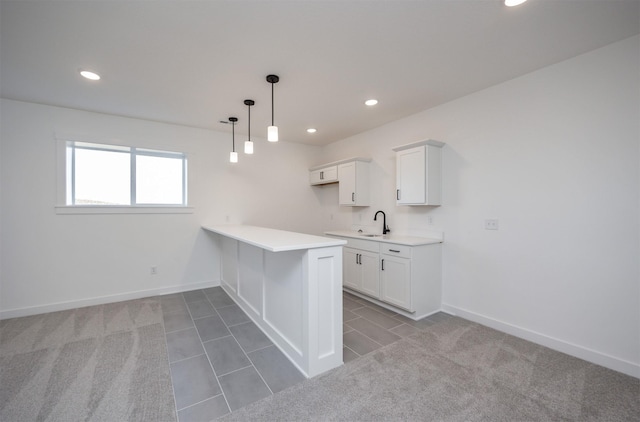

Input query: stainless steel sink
[360,234,382,237]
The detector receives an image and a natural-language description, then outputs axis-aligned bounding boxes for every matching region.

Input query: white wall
[0,99,323,317]
[1,35,638,377]
[319,36,640,377]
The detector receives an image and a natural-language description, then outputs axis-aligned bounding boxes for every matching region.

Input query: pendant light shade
[504,0,527,6]
[244,140,253,154]
[244,99,255,154]
[268,125,278,142]
[266,75,279,142]
[229,117,238,163]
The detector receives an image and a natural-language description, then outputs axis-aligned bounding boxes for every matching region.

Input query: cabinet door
[310,166,338,185]
[309,169,323,185]
[322,166,338,183]
[396,146,426,204]
[380,255,412,311]
[343,248,362,291]
[338,161,370,206]
[338,162,356,205]
[359,250,380,298]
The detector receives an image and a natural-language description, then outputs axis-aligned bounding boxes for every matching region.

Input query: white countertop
[203,225,347,252]
[325,230,442,246]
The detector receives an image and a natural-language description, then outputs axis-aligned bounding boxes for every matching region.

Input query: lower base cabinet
[328,235,442,320]
[380,254,411,310]
[344,247,379,297]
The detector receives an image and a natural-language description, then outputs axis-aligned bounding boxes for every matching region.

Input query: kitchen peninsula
[203,225,346,378]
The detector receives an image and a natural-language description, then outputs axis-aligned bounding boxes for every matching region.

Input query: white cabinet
[343,248,361,291]
[328,234,442,320]
[393,140,444,206]
[309,157,371,206]
[380,254,411,311]
[344,247,380,297]
[395,147,426,204]
[338,160,370,206]
[309,165,338,185]
[379,243,412,311]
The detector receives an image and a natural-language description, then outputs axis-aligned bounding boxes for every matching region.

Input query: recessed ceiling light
[504,0,527,6]
[365,99,378,106]
[80,70,101,80]
[307,128,317,133]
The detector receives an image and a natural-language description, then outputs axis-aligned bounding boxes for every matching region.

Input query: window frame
[56,134,193,215]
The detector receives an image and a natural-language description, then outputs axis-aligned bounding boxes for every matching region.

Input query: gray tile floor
[161,287,450,421]
[342,291,451,362]
[160,287,305,421]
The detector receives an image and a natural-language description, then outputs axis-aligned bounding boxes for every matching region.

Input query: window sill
[55,206,194,215]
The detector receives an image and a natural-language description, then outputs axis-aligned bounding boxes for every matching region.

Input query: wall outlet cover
[485,219,499,230]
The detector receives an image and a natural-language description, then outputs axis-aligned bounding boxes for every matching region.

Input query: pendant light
[244,99,254,154]
[266,75,279,142]
[229,117,238,163]
[505,0,527,6]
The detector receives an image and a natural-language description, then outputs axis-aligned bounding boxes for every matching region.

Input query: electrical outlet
[427,216,434,225]
[485,219,499,230]
[150,266,158,275]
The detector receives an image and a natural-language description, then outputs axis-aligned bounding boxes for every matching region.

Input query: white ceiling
[1,0,638,146]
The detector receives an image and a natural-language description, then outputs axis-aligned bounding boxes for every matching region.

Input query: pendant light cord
[228,117,238,151]
[266,74,279,130]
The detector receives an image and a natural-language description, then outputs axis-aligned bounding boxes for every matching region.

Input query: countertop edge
[324,230,442,246]
[203,225,347,252]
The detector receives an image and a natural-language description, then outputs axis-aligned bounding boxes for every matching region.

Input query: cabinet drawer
[379,243,411,259]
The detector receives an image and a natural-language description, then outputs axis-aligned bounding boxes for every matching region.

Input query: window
[62,141,188,210]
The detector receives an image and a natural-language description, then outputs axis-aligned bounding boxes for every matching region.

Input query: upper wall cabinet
[393,140,445,206]
[309,165,338,185]
[310,157,371,206]
[338,159,370,206]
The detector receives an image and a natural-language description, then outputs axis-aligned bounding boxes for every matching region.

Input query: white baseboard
[442,303,640,379]
[0,280,220,320]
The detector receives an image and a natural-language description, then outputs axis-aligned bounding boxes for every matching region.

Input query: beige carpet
[3,297,639,421]
[222,316,640,421]
[0,297,176,422]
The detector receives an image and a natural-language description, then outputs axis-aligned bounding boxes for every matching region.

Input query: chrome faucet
[374,211,390,235]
